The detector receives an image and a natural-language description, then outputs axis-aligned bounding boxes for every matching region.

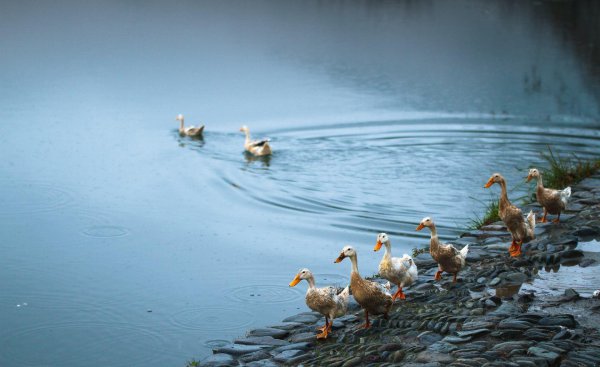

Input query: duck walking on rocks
[176,114,205,137]
[416,217,469,283]
[335,246,393,329]
[526,168,571,223]
[289,268,349,339]
[240,125,272,156]
[374,233,418,301]
[485,173,535,257]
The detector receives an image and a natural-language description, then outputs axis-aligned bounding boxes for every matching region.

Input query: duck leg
[540,209,548,223]
[452,273,458,283]
[552,212,561,223]
[434,270,443,281]
[392,286,406,301]
[316,316,329,332]
[359,310,371,329]
[316,317,330,339]
[509,240,523,257]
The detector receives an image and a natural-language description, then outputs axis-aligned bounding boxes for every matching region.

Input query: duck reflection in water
[243,151,271,167]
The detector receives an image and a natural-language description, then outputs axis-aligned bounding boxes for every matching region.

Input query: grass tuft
[411,247,429,258]
[540,146,600,189]
[468,196,500,230]
[186,359,200,367]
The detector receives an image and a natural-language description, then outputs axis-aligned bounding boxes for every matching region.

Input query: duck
[176,114,205,137]
[526,168,571,223]
[485,173,535,257]
[416,217,469,282]
[374,233,418,301]
[335,246,392,328]
[240,125,272,156]
[289,268,349,339]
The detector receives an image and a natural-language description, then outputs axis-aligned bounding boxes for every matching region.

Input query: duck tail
[526,210,536,238]
[460,244,469,259]
[560,187,571,207]
[339,285,350,301]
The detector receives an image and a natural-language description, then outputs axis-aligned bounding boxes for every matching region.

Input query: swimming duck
[416,217,469,282]
[335,246,392,328]
[176,114,205,137]
[485,173,535,257]
[526,168,571,223]
[240,125,272,156]
[374,233,418,301]
[289,268,349,339]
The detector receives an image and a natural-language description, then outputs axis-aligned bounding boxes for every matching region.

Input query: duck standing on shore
[416,217,469,283]
[526,168,571,223]
[240,125,272,156]
[176,114,205,137]
[335,246,393,329]
[289,268,349,339]
[374,233,418,301]
[485,173,536,257]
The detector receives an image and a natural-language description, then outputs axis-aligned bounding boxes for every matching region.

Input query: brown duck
[335,246,392,329]
[485,173,535,257]
[416,217,469,282]
[289,268,349,339]
[526,168,571,223]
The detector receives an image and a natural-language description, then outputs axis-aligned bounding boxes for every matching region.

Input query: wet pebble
[199,353,236,367]
[247,327,289,339]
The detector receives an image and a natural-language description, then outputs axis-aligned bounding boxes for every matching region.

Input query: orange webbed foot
[434,270,443,281]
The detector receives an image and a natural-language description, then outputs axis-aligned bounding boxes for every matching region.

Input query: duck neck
[306,276,316,290]
[429,225,439,252]
[498,179,511,211]
[244,130,251,144]
[536,174,544,190]
[179,119,184,132]
[349,254,360,275]
[383,241,392,259]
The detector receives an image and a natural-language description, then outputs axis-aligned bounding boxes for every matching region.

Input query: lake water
[1,1,600,366]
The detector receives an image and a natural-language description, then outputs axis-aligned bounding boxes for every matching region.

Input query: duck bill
[373,241,382,251]
[526,174,533,183]
[334,253,346,263]
[484,178,494,188]
[416,223,425,231]
[289,275,301,287]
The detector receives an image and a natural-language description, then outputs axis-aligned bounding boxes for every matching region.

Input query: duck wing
[249,138,270,147]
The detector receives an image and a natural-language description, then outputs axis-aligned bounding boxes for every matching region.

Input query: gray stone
[461,321,495,331]
[213,343,269,356]
[282,313,320,324]
[271,342,312,353]
[272,349,306,364]
[456,328,490,337]
[199,353,236,367]
[528,347,560,364]
[415,351,454,364]
[246,360,279,367]
[498,319,533,329]
[489,277,501,286]
[417,331,443,345]
[238,350,272,363]
[235,336,289,346]
[288,332,316,343]
[492,341,534,352]
[442,335,472,344]
[247,327,289,339]
[267,322,303,331]
[428,341,458,353]
[539,314,576,328]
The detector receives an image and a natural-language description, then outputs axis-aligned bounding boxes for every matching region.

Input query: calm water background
[1,1,600,366]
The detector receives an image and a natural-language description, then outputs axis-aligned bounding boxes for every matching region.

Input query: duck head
[374,233,389,251]
[334,246,356,263]
[484,173,504,188]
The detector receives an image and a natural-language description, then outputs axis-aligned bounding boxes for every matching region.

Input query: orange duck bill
[289,275,301,287]
[416,223,425,231]
[373,241,382,251]
[484,178,494,188]
[334,253,346,263]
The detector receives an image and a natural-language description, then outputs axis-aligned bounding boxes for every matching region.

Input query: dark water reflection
[1,1,600,366]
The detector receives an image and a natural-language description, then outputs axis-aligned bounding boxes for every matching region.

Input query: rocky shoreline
[199,174,600,367]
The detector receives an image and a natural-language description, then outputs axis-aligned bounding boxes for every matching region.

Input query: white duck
[416,217,469,282]
[335,246,393,328]
[240,125,272,156]
[176,114,204,137]
[289,268,349,339]
[374,233,418,301]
